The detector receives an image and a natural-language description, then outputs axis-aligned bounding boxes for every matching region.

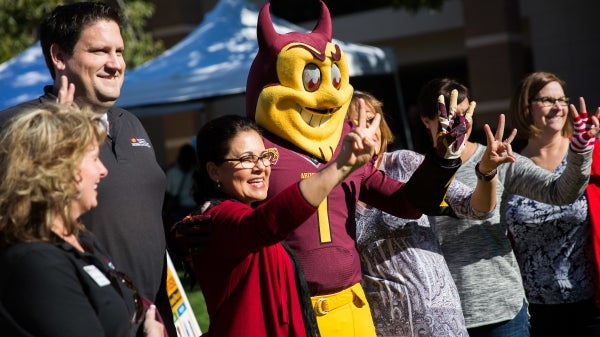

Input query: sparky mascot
[246,2,468,336]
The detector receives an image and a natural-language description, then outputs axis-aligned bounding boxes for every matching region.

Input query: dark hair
[176,143,197,172]
[417,78,470,120]
[192,115,262,203]
[509,71,572,139]
[416,78,470,149]
[40,2,123,80]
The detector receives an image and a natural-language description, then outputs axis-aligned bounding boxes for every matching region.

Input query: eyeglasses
[107,269,143,324]
[531,96,570,107]
[222,148,279,169]
[352,117,376,126]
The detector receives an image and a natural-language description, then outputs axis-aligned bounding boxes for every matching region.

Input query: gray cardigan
[431,143,591,328]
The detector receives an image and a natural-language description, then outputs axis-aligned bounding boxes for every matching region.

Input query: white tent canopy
[119,0,394,109]
[0,0,394,113]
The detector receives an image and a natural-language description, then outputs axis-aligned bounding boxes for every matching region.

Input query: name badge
[83,265,111,287]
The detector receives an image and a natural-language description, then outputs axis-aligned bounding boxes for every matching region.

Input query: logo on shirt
[130,138,152,148]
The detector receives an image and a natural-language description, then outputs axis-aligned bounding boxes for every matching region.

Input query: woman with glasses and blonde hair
[180,109,380,337]
[504,71,600,336]
[0,103,164,337]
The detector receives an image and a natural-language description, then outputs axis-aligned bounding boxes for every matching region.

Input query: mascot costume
[246,2,468,336]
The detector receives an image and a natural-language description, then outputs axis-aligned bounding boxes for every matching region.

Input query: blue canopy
[0,0,393,112]
[0,42,51,111]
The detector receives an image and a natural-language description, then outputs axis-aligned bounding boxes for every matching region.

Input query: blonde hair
[348,91,395,154]
[0,103,106,246]
[509,71,572,139]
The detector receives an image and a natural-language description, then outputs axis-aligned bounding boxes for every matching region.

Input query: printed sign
[166,253,203,337]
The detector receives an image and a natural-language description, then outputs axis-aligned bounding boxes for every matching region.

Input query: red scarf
[586,145,600,306]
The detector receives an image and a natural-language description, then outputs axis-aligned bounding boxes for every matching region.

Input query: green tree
[0,0,164,69]
[0,0,61,63]
[115,0,164,68]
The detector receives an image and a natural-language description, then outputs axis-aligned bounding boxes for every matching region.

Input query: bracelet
[475,162,497,181]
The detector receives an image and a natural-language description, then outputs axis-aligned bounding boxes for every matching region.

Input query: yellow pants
[310,282,376,337]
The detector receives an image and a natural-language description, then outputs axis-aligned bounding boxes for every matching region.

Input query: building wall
[525,0,600,110]
[150,0,216,48]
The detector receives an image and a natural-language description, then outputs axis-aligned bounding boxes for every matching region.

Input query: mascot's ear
[313,1,332,41]
[257,0,332,53]
[257,2,276,51]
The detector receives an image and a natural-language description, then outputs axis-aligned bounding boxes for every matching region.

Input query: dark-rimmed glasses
[531,96,570,107]
[222,147,279,169]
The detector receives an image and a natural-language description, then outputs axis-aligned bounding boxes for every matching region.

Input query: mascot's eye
[302,64,321,92]
[331,64,341,89]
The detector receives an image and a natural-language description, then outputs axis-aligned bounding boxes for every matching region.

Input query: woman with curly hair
[0,103,164,337]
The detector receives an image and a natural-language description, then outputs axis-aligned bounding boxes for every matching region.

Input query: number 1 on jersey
[317,198,332,243]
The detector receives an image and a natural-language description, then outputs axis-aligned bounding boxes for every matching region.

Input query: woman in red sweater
[181,105,379,337]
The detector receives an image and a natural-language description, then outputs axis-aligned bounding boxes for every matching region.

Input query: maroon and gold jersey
[264,122,456,295]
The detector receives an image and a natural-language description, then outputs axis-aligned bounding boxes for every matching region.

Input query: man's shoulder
[109,105,135,117]
[0,98,44,126]
[0,87,55,126]
[109,106,147,125]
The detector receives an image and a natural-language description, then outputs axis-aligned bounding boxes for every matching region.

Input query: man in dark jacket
[0,3,175,336]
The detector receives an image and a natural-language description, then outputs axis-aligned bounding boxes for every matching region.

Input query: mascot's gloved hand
[435,89,473,160]
[569,97,599,153]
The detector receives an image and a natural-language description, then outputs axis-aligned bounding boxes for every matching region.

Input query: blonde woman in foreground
[0,103,165,337]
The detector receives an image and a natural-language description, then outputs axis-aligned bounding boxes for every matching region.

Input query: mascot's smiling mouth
[297,104,341,128]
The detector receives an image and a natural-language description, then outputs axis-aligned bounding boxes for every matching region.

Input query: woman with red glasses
[178,107,380,337]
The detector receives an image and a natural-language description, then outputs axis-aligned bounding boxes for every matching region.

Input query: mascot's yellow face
[255,41,352,161]
[246,1,353,162]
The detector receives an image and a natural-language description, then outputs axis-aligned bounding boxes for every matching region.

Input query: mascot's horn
[257,0,333,51]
